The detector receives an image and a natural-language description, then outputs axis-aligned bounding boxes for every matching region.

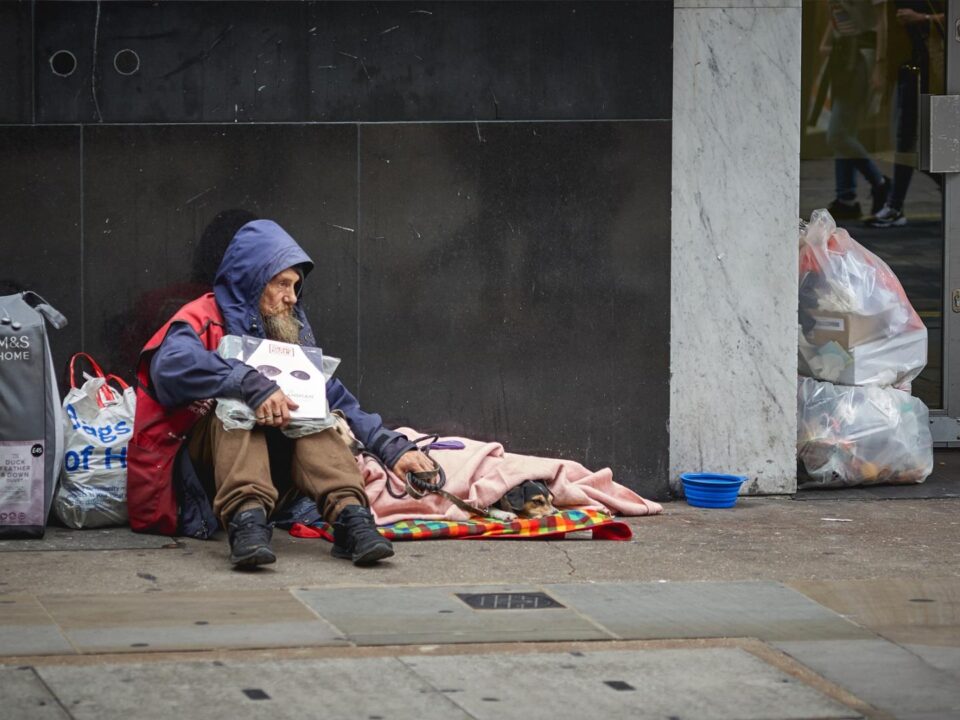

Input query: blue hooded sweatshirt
[149,219,415,467]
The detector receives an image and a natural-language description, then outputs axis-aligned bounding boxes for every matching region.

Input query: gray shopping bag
[0,292,67,538]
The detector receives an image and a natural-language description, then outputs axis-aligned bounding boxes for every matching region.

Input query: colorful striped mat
[287,508,631,541]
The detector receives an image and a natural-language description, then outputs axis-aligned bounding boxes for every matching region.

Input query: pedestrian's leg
[828,51,885,214]
[889,164,914,210]
[834,158,858,202]
[292,429,393,564]
[867,67,917,227]
[828,91,864,217]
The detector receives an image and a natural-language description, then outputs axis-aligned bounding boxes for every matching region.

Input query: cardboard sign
[244,339,328,420]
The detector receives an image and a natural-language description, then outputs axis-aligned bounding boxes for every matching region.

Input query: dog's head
[498,480,557,518]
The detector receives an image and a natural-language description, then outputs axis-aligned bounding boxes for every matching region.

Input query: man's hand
[895,8,928,26]
[392,450,435,479]
[255,390,299,429]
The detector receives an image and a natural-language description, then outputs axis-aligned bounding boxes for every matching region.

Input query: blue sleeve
[149,323,278,409]
[326,377,416,467]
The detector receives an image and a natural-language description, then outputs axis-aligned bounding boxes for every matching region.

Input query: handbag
[54,353,135,528]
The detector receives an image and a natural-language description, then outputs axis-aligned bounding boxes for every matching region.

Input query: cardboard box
[798,327,927,387]
[806,308,904,349]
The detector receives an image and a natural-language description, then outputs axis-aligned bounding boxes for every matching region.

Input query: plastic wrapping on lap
[798,209,927,387]
[796,377,933,488]
[215,335,340,439]
[215,399,335,438]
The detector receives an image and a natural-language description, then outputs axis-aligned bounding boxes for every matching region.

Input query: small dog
[489,480,557,521]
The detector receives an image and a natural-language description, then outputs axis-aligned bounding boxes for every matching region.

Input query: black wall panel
[81,124,359,384]
[303,1,672,122]
[358,122,670,492]
[2,0,673,496]
[35,1,671,124]
[36,1,313,124]
[0,127,81,380]
[0,2,33,123]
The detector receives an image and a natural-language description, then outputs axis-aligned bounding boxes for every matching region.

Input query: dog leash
[381,434,445,499]
[403,469,491,518]
[377,436,491,517]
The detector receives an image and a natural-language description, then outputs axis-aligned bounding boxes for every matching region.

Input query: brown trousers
[188,414,368,527]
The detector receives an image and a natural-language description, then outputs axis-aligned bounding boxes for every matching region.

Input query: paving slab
[903,644,960,682]
[545,581,872,641]
[0,527,176,552]
[37,589,345,653]
[400,647,863,720]
[789,577,960,646]
[0,596,74,656]
[0,626,76,658]
[293,585,612,645]
[0,666,70,720]
[36,657,469,720]
[774,639,960,718]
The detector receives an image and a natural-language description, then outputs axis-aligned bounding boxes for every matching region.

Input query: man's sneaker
[227,507,276,568]
[827,198,862,220]
[331,505,394,565]
[871,176,891,215]
[865,204,907,228]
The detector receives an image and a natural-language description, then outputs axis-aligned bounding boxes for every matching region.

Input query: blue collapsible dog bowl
[680,473,746,508]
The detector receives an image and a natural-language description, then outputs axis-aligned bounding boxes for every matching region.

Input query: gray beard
[262,309,302,344]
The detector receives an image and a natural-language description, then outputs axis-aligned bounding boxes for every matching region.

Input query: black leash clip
[384,434,447,500]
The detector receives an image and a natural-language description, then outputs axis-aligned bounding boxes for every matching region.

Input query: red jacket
[127,294,224,535]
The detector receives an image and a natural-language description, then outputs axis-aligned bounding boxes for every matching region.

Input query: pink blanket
[359,428,663,524]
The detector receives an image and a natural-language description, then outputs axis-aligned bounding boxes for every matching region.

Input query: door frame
[932,0,960,444]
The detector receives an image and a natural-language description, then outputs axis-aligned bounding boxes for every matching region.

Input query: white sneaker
[865,204,907,228]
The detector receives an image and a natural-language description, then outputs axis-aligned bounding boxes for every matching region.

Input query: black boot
[227,507,276,568]
[331,505,394,565]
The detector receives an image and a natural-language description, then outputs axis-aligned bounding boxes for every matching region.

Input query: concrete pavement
[2,490,959,719]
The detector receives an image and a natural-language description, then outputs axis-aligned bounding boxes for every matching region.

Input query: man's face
[259,268,299,318]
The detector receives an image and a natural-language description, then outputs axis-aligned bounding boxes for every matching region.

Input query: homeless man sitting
[127,219,436,568]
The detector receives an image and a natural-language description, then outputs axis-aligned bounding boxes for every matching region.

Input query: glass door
[799,0,958,441]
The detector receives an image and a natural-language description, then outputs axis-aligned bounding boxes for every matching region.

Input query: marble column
[671,0,802,494]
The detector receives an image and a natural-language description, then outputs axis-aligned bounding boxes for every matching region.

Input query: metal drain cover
[455,592,565,610]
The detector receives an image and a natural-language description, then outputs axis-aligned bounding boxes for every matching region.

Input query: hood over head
[213,219,317,343]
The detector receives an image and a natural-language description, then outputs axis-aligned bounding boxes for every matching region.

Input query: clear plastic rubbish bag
[798,209,926,386]
[215,335,340,439]
[797,377,932,488]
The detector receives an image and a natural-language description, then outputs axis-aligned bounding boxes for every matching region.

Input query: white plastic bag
[215,335,340,439]
[798,209,927,386]
[797,377,932,488]
[54,353,134,528]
